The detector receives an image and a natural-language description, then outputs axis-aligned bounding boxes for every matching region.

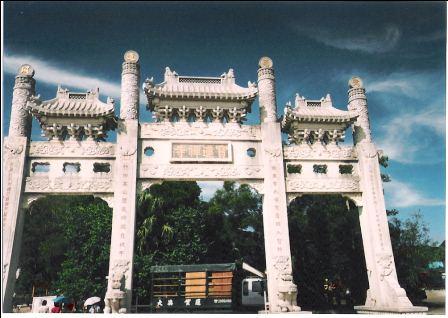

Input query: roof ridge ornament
[27,87,117,141]
[295,93,306,108]
[283,90,358,145]
[144,67,258,123]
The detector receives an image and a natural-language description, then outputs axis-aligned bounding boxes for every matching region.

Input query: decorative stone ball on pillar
[257,57,277,123]
[9,64,36,138]
[347,76,372,144]
[120,50,140,120]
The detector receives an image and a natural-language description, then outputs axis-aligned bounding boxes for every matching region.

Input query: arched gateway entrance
[2,52,427,314]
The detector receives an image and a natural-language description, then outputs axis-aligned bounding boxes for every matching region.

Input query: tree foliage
[15,196,112,304]
[389,211,443,302]
[132,181,264,302]
[133,181,207,300]
[288,195,368,309]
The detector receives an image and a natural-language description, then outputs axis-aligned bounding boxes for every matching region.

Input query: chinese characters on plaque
[171,143,230,162]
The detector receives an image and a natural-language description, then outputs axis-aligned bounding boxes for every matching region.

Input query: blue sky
[3,2,446,242]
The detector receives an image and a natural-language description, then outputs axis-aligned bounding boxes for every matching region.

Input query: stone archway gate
[2,52,427,314]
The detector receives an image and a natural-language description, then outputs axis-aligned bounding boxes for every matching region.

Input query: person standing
[38,300,50,313]
[51,302,61,313]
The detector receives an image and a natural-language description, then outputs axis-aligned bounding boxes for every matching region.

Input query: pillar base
[258,310,312,314]
[258,309,313,315]
[354,305,428,315]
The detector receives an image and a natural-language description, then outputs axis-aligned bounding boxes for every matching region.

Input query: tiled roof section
[27,87,115,117]
[144,67,258,103]
[283,93,358,125]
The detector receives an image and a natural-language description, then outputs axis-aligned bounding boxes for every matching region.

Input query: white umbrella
[84,296,101,306]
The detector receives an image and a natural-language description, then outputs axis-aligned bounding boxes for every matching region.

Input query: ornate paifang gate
[2,52,427,314]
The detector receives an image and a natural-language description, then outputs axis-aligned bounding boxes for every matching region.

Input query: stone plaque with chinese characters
[171,143,232,162]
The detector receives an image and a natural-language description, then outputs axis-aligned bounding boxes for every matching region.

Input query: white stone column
[258,57,301,313]
[104,51,140,314]
[348,77,427,314]
[2,65,36,312]
[8,64,35,138]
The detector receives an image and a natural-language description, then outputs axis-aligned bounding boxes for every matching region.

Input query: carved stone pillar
[105,51,140,313]
[349,78,427,314]
[257,57,277,124]
[2,64,36,311]
[9,64,35,138]
[120,50,140,120]
[258,57,301,313]
[347,77,372,145]
[2,137,29,312]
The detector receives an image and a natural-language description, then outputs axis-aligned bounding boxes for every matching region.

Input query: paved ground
[423,289,445,315]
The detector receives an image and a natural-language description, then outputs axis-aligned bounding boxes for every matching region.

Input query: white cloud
[4,54,122,98]
[197,181,223,201]
[377,98,445,164]
[294,24,401,53]
[412,30,445,43]
[4,53,148,104]
[366,72,439,99]
[384,179,445,208]
[334,69,445,164]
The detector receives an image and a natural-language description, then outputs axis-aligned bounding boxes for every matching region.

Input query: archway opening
[132,180,264,312]
[287,194,368,313]
[14,195,112,313]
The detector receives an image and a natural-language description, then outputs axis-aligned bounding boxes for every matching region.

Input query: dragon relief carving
[29,142,115,157]
[283,144,356,160]
[120,74,139,120]
[377,253,394,281]
[140,164,263,179]
[357,142,378,158]
[273,256,290,274]
[140,122,261,140]
[264,147,282,158]
[4,142,24,156]
[119,144,137,156]
[286,177,360,193]
[9,88,32,137]
[25,176,113,193]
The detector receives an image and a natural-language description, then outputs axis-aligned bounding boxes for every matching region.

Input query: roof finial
[258,57,273,69]
[124,50,139,63]
[348,76,363,89]
[18,64,35,77]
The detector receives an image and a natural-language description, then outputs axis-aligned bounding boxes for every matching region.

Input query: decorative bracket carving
[137,180,163,193]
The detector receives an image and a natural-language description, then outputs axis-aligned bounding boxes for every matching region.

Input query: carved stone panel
[283,144,357,161]
[29,141,115,158]
[139,164,263,179]
[286,176,360,193]
[25,176,114,193]
[140,122,261,140]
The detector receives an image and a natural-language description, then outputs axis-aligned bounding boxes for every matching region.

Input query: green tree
[51,197,112,302]
[288,194,368,310]
[132,181,265,304]
[204,181,265,310]
[388,211,443,302]
[15,196,112,305]
[133,181,208,301]
[204,181,264,268]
